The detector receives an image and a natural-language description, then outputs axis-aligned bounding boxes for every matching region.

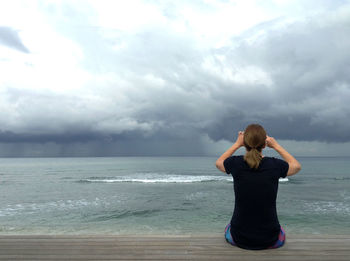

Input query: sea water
[0,157,349,235]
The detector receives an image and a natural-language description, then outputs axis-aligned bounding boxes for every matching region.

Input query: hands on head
[230,130,300,176]
[235,132,279,149]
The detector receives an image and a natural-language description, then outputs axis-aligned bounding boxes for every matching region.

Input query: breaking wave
[77,175,289,184]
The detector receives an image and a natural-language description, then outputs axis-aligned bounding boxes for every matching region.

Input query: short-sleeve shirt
[223,155,289,250]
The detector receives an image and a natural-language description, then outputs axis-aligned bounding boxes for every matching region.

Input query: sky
[0,0,350,157]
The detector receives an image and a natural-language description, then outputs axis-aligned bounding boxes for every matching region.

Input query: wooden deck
[0,234,349,260]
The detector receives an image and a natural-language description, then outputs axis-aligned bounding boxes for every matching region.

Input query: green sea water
[0,156,349,235]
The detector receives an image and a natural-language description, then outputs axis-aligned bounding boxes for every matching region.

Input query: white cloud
[90,0,167,31]
[202,56,273,86]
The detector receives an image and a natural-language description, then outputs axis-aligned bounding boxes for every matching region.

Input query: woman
[215,124,301,250]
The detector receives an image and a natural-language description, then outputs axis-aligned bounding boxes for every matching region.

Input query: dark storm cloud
[205,14,350,142]
[0,26,29,53]
[1,1,350,156]
[0,130,101,143]
[4,11,350,146]
[102,13,350,144]
[0,129,207,157]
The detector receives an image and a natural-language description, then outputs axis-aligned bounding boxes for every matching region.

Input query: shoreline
[2,229,350,236]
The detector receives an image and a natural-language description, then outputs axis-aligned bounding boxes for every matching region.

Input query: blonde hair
[243,124,267,169]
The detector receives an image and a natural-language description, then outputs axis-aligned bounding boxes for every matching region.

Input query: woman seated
[216,124,301,250]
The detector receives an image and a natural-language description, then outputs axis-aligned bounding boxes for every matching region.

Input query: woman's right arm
[266,136,301,176]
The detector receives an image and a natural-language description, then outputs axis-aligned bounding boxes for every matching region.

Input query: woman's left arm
[215,131,244,173]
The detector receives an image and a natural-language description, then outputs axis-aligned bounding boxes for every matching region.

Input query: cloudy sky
[0,0,350,157]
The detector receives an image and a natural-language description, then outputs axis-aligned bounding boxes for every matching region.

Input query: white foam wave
[82,175,289,184]
[84,175,231,183]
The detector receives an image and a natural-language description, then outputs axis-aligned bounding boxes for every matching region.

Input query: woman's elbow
[295,163,301,173]
[288,162,301,176]
[215,160,221,169]
[294,161,302,172]
[215,159,225,172]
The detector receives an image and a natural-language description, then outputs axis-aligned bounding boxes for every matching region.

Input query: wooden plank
[0,235,349,261]
[1,255,350,261]
[0,242,347,250]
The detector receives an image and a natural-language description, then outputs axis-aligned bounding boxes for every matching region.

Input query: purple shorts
[225,223,286,249]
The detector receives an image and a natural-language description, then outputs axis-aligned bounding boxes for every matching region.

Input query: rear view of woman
[215,124,301,250]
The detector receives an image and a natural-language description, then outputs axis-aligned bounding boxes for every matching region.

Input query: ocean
[0,156,349,235]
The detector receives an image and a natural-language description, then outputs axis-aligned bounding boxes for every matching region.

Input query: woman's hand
[266,135,278,149]
[234,131,244,147]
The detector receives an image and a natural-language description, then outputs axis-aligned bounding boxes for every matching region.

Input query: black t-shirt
[223,156,289,250]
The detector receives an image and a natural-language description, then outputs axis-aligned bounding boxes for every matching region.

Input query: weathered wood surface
[0,234,349,260]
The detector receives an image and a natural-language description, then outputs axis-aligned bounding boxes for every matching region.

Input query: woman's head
[243,124,267,169]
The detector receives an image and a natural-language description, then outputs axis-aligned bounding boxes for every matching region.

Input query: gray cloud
[0,26,29,53]
[1,1,350,156]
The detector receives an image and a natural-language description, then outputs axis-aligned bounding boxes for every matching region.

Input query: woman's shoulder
[263,156,285,162]
[261,156,287,167]
[225,155,244,162]
[224,155,245,175]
